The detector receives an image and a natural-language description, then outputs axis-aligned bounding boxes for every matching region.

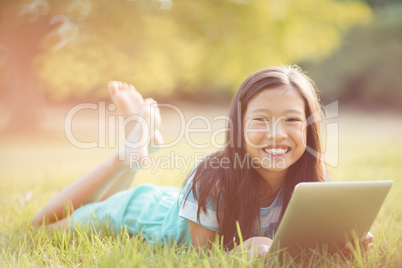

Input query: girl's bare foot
[144,97,163,153]
[108,81,143,138]
[117,98,159,170]
[108,81,163,152]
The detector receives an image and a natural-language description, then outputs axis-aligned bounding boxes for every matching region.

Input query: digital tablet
[269,180,393,254]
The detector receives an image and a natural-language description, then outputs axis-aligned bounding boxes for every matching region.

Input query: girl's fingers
[341,232,374,258]
[362,232,373,244]
[360,232,373,251]
[340,242,352,256]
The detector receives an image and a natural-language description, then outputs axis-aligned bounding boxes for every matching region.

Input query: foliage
[28,0,373,100]
[358,0,400,8]
[301,4,402,109]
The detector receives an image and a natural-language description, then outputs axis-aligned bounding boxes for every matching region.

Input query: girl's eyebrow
[250,108,304,115]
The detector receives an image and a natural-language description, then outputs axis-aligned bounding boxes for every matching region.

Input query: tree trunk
[0,2,53,132]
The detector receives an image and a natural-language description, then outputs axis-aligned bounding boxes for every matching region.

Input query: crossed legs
[32,82,162,227]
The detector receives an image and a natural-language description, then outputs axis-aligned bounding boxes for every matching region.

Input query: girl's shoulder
[181,151,224,203]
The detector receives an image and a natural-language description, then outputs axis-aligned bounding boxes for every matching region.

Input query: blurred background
[0,0,401,132]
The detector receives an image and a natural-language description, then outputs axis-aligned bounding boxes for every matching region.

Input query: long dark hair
[184,66,326,249]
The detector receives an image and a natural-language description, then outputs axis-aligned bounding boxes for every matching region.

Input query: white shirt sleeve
[178,170,220,232]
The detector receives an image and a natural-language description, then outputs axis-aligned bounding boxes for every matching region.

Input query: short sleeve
[178,168,220,232]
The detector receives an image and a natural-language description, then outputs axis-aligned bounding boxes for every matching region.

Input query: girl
[33,65,372,257]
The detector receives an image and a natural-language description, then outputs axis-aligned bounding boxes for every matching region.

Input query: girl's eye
[286,118,301,122]
[253,117,268,122]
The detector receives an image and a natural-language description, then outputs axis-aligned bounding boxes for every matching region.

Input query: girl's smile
[243,85,307,180]
[263,145,290,158]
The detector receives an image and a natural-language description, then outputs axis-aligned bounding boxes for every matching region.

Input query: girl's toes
[108,81,119,87]
[108,81,119,95]
[146,98,158,111]
[114,81,124,92]
[129,85,143,102]
[143,98,157,111]
[144,98,156,105]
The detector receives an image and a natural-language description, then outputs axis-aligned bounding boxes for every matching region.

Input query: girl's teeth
[265,148,288,155]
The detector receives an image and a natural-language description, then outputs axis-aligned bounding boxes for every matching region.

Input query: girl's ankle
[111,151,132,172]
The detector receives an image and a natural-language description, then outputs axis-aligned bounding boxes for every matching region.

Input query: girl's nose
[266,118,287,141]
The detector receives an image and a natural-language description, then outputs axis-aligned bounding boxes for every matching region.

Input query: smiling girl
[181,66,328,251]
[33,65,372,257]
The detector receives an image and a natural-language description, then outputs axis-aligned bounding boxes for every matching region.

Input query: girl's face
[243,85,307,180]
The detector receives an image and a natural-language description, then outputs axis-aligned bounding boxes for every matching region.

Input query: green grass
[0,108,401,267]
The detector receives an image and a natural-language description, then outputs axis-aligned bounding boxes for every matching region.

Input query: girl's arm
[32,152,134,226]
[230,236,273,259]
[188,220,273,259]
[188,220,218,250]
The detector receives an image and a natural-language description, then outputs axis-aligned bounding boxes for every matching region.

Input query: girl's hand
[240,236,273,259]
[340,232,374,257]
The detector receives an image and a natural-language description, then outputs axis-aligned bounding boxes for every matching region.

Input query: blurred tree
[0,1,55,130]
[0,0,372,130]
[358,0,400,8]
[37,0,372,99]
[301,4,402,110]
[0,0,88,131]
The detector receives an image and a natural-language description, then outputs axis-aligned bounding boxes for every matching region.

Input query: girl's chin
[259,166,288,173]
[251,159,289,171]
[251,155,288,170]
